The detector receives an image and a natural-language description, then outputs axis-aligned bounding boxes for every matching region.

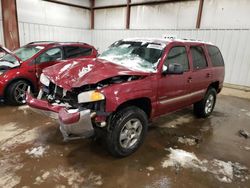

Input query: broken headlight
[78,90,105,103]
[40,73,50,86]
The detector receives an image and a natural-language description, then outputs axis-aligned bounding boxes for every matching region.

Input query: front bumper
[26,92,94,141]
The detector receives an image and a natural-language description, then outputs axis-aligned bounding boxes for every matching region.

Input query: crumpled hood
[43,58,151,90]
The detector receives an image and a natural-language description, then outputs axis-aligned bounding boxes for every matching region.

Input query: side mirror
[163,63,184,75]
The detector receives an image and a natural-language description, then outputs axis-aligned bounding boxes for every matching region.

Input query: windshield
[99,40,165,72]
[0,45,44,64]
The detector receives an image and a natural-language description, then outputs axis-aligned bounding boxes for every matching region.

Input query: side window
[164,46,189,71]
[64,46,92,59]
[190,46,207,70]
[37,48,62,64]
[207,45,224,67]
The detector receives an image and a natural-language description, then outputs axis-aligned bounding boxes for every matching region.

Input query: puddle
[162,148,249,183]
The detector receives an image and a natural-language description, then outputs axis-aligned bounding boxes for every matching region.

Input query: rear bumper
[26,92,94,141]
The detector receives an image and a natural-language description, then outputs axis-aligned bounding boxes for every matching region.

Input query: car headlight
[40,73,50,86]
[78,90,105,103]
[0,71,5,76]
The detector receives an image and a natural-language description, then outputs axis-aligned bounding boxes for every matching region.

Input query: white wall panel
[58,0,90,7]
[17,0,90,29]
[95,0,126,7]
[92,29,250,87]
[201,0,250,29]
[130,1,199,29]
[95,8,126,29]
[18,22,92,46]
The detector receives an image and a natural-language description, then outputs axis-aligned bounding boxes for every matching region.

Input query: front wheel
[6,80,30,105]
[193,88,217,118]
[106,106,148,157]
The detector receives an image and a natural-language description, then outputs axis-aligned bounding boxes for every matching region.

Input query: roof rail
[181,38,202,42]
[27,41,57,45]
[57,41,88,45]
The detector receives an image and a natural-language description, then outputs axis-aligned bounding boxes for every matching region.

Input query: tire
[6,80,30,106]
[193,88,217,118]
[106,106,148,157]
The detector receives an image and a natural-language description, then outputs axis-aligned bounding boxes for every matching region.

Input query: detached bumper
[26,92,94,141]
[26,92,64,119]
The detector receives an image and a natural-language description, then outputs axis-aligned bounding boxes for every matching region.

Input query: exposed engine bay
[39,74,143,112]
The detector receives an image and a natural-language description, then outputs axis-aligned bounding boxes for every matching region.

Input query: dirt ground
[0,88,250,188]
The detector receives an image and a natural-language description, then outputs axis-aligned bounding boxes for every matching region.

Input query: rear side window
[37,48,63,64]
[190,46,207,70]
[207,45,224,67]
[64,46,92,59]
[164,46,189,71]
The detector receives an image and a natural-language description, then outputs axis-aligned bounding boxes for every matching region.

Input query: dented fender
[100,75,158,115]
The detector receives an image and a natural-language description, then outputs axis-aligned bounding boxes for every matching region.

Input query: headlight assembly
[40,73,50,86]
[78,90,105,103]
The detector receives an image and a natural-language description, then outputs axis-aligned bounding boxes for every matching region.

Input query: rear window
[207,45,224,67]
[190,46,208,70]
[64,46,92,59]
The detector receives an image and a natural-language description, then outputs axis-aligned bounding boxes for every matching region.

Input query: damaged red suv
[27,38,225,157]
[0,42,97,105]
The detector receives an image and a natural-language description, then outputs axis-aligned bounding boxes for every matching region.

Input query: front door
[157,45,192,116]
[35,47,63,78]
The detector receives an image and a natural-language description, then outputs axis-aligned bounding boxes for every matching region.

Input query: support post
[196,0,204,29]
[126,0,131,29]
[1,0,20,50]
[90,0,95,29]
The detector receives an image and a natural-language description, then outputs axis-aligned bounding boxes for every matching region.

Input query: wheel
[6,80,30,105]
[193,88,217,118]
[106,106,148,157]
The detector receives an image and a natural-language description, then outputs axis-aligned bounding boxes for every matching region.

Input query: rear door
[157,44,192,115]
[35,47,63,78]
[187,45,213,103]
[64,46,94,59]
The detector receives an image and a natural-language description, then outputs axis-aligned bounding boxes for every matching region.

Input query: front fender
[100,77,157,113]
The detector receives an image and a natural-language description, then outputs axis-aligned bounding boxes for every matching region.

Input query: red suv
[0,42,97,105]
[27,38,225,157]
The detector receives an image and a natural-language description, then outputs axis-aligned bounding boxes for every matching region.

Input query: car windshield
[99,40,165,72]
[0,45,44,64]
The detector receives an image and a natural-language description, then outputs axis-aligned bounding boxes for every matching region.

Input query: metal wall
[94,7,127,29]
[18,22,92,45]
[91,29,250,87]
[17,0,91,45]
[201,0,250,29]
[57,0,90,7]
[130,1,199,29]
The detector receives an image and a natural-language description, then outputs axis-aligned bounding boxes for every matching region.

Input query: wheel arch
[208,81,220,93]
[115,97,152,118]
[4,77,37,97]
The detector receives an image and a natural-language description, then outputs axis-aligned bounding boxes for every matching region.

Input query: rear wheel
[193,88,217,118]
[105,106,148,157]
[6,80,30,105]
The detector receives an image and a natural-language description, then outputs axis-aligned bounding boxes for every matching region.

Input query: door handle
[187,77,192,83]
[206,73,211,78]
